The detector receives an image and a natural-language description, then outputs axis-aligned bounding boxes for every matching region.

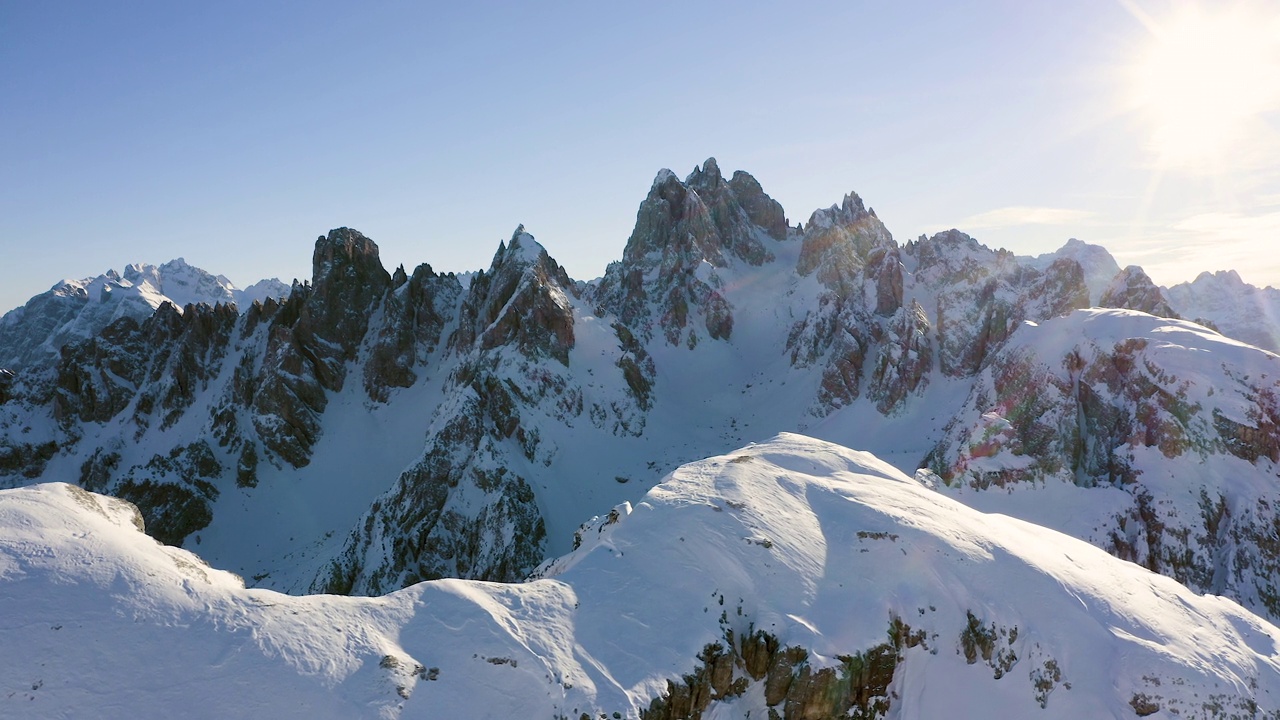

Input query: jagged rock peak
[685,156,723,188]
[448,225,575,362]
[806,191,875,229]
[797,189,898,301]
[492,224,554,273]
[1101,265,1179,318]
[311,227,390,294]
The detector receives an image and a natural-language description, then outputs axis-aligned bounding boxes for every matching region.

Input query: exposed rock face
[450,227,575,364]
[594,158,786,347]
[363,264,463,403]
[926,309,1280,620]
[316,229,583,593]
[296,227,393,390]
[642,622,912,720]
[316,385,547,593]
[908,231,1089,377]
[1100,265,1179,318]
[797,191,899,310]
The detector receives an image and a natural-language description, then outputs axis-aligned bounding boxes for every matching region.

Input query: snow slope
[928,308,1280,621]
[2,435,1277,719]
[1166,269,1280,353]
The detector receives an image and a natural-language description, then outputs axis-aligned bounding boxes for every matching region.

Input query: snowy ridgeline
[1,434,1276,719]
[0,258,287,371]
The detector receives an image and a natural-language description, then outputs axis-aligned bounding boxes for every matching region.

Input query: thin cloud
[956,206,1097,231]
[1110,208,1280,288]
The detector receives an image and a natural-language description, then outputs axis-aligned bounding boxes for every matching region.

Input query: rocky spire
[797,191,900,308]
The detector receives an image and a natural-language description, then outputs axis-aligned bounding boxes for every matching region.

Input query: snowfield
[3,434,1277,719]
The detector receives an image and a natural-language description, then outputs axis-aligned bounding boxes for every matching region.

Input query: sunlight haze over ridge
[3,0,1279,313]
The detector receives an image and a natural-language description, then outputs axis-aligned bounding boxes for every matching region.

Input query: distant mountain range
[2,159,1279,718]
[0,258,288,371]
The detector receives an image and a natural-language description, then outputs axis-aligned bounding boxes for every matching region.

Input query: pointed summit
[686,157,723,188]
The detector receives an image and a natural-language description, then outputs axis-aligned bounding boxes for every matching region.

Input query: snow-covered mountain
[1166,269,1280,353]
[1019,238,1121,305]
[0,258,288,371]
[3,435,1277,719]
[3,158,1280,638]
[925,308,1280,619]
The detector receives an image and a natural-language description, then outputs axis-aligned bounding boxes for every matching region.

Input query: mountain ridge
[2,159,1280,633]
[3,435,1277,718]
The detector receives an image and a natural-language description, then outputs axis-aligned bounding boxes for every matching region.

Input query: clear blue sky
[4,1,1279,312]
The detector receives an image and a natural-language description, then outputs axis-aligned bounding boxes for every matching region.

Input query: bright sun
[1126,1,1280,169]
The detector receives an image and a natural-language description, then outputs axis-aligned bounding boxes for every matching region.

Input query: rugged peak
[808,191,862,224]
[620,169,711,266]
[311,227,389,295]
[1101,265,1179,318]
[686,157,723,189]
[1199,269,1246,287]
[797,190,897,299]
[450,227,575,363]
[283,228,394,394]
[484,226,565,288]
[650,168,678,189]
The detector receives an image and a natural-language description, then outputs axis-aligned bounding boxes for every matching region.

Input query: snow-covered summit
[3,436,1278,718]
[0,259,287,371]
[1020,238,1120,305]
[1166,268,1280,353]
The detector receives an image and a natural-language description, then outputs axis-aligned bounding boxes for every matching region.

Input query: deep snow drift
[2,434,1276,719]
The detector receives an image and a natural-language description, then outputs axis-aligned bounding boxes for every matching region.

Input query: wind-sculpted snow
[928,308,1280,620]
[3,436,1279,719]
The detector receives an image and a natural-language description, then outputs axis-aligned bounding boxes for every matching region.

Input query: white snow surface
[1166,269,1280,353]
[3,434,1278,719]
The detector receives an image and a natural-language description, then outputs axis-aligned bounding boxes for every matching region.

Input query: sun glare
[1126,2,1280,169]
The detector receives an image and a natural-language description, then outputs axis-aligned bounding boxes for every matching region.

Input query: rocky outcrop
[909,231,1088,377]
[449,227,575,364]
[315,384,547,593]
[1100,266,1179,318]
[295,227,393,390]
[925,310,1280,621]
[595,159,787,347]
[867,301,933,414]
[133,302,238,431]
[363,264,463,403]
[797,192,900,311]
[642,620,917,720]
